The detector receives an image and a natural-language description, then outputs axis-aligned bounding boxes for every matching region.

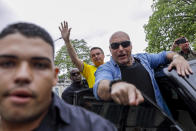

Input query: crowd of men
[0,22,116,131]
[0,21,195,130]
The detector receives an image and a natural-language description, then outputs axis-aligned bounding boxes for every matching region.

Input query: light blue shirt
[93,51,172,117]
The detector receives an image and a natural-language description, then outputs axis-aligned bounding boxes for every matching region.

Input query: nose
[95,54,99,58]
[76,75,81,79]
[14,62,32,85]
[118,45,124,50]
[92,54,99,60]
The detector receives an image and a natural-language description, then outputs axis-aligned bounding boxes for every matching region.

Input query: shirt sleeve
[93,64,114,100]
[82,62,90,79]
[146,51,171,69]
[81,62,96,88]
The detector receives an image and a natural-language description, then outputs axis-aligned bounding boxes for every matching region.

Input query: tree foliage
[55,39,91,79]
[144,0,196,53]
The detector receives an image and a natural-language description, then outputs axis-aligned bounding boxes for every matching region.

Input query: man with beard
[0,22,117,131]
[170,36,196,60]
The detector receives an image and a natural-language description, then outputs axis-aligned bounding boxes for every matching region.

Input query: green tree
[55,39,91,79]
[144,0,196,53]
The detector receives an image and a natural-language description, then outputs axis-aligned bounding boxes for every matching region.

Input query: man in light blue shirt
[93,31,193,117]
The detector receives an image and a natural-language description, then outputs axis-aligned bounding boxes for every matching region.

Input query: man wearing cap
[171,36,196,60]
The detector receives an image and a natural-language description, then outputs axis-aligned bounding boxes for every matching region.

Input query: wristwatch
[109,80,123,93]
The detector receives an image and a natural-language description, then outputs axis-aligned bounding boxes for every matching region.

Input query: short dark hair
[0,22,54,56]
[90,47,104,55]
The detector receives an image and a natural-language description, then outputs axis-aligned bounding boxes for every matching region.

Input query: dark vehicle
[73,60,196,131]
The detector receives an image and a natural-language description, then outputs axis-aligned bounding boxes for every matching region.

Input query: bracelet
[109,80,123,93]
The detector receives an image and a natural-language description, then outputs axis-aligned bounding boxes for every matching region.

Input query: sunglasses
[175,37,188,45]
[110,41,131,50]
[71,72,80,76]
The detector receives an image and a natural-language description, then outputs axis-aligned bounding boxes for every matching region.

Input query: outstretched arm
[166,52,193,76]
[59,21,84,72]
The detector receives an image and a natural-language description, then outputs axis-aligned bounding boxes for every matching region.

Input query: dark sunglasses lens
[111,41,130,49]
[111,43,120,49]
[121,41,130,48]
[71,72,80,76]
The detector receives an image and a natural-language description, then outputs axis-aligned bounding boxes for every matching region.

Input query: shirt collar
[110,55,137,66]
[110,56,118,66]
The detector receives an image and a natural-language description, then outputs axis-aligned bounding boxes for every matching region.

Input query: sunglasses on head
[110,41,131,50]
[71,72,80,76]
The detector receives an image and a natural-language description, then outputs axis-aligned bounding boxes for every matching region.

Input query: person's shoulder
[134,53,150,59]
[61,85,73,95]
[83,61,93,67]
[68,105,117,130]
[97,61,113,71]
[59,100,117,130]
[134,51,167,58]
[64,85,73,91]
[101,58,116,67]
[53,94,117,130]
[134,53,147,56]
[83,62,96,69]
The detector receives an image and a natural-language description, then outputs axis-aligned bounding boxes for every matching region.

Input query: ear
[52,67,59,86]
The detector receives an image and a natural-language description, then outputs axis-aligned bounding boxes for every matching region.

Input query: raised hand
[59,21,72,43]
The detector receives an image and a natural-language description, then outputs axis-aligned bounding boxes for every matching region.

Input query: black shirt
[34,93,117,131]
[119,59,156,103]
[62,80,88,104]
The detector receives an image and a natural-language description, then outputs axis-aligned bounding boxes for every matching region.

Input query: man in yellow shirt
[59,21,105,88]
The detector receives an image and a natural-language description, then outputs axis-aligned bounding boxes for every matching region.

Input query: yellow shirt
[81,62,97,88]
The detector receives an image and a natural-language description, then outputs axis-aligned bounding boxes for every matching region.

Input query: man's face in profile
[0,33,58,123]
[179,42,190,52]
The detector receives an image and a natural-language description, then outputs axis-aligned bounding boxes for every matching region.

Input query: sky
[0,0,153,60]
